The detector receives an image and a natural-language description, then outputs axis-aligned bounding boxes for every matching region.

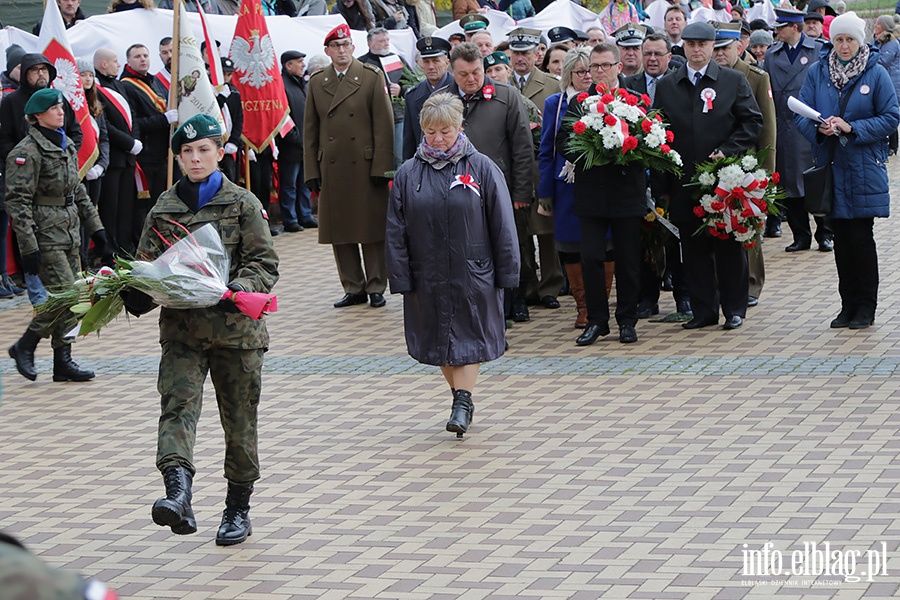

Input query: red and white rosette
[450,173,481,196]
[700,87,716,113]
[482,85,494,101]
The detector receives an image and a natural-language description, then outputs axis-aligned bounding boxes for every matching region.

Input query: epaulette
[748,64,766,76]
[308,69,325,79]
[362,62,382,74]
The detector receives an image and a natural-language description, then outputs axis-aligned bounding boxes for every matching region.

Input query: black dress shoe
[269,227,282,237]
[369,293,386,308]
[283,222,304,233]
[300,217,319,228]
[723,315,743,330]
[785,241,810,252]
[636,303,659,319]
[747,296,759,308]
[661,273,674,291]
[764,223,782,238]
[576,323,610,346]
[848,309,874,330]
[675,300,692,314]
[333,293,368,308]
[512,303,530,322]
[830,308,854,328]
[540,295,560,309]
[619,325,637,343]
[682,317,718,329]
[818,239,834,252]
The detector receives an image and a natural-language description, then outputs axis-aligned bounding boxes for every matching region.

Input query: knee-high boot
[564,263,588,329]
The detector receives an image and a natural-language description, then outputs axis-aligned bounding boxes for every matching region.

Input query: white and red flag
[229,0,289,153]
[173,0,225,130]
[195,0,225,90]
[37,0,98,178]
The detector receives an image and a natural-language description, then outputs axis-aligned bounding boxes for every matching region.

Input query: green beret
[483,51,510,70]
[171,113,222,152]
[24,88,65,116]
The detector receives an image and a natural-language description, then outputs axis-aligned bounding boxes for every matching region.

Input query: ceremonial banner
[174,0,225,130]
[196,0,225,90]
[229,0,289,153]
[37,0,98,178]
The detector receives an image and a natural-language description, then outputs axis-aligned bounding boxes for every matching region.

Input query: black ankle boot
[446,389,474,436]
[216,483,253,546]
[52,345,95,382]
[8,329,41,381]
[152,466,197,534]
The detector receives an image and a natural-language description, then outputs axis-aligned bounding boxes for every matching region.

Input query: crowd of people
[1,0,899,544]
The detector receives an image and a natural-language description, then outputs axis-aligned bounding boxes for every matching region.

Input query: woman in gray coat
[386,93,520,438]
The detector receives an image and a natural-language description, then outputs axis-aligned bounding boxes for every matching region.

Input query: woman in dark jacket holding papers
[796,12,899,330]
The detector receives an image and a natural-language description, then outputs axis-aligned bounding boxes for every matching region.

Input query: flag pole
[166,0,182,189]
[244,150,251,190]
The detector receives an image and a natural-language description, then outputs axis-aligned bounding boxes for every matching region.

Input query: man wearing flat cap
[402,36,453,160]
[808,0,837,38]
[764,8,833,251]
[614,23,647,77]
[804,12,825,40]
[278,50,317,233]
[508,26,564,309]
[305,23,395,309]
[652,21,763,332]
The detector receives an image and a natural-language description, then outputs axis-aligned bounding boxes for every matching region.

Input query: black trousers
[579,215,641,327]
[831,217,878,314]
[639,235,690,307]
[513,206,537,295]
[249,149,274,218]
[785,196,832,246]
[678,221,749,321]
[99,164,136,256]
[135,161,167,243]
[221,154,239,184]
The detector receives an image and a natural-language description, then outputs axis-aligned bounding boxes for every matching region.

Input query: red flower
[759,178,768,188]
[616,87,627,97]
[660,144,671,154]
[601,93,615,104]
[665,130,674,142]
[641,119,653,133]
[622,136,639,153]
[732,187,746,200]
[707,226,719,236]
[596,82,609,94]
[710,201,725,212]
[640,93,652,106]
[744,241,757,249]
[655,114,663,122]
[577,92,589,104]
[735,224,749,234]
[694,206,707,218]
[573,121,587,135]
[625,94,639,106]
[771,172,781,184]
[716,222,727,230]
[604,115,618,127]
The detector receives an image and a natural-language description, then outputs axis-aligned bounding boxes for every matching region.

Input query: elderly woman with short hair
[386,93,520,438]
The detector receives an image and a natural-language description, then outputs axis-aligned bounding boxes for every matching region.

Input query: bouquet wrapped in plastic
[40,223,278,337]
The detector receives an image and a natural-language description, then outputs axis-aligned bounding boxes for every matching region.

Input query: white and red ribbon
[450,173,481,196]
[700,87,716,113]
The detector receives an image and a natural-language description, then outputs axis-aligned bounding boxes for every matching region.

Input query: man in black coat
[216,58,243,184]
[33,0,87,35]
[402,36,453,161]
[652,22,763,331]
[94,48,142,255]
[277,51,316,232]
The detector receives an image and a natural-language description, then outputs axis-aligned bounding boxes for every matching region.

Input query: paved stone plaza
[2,181,900,598]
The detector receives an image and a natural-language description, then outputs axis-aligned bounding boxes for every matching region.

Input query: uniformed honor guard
[402,36,453,161]
[652,21,763,331]
[712,21,777,308]
[548,26,578,49]
[121,113,279,546]
[613,23,648,77]
[459,13,489,41]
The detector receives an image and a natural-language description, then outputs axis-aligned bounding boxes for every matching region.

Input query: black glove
[371,176,391,186]
[91,229,115,268]
[120,287,155,317]
[305,179,321,194]
[22,251,41,276]
[217,283,243,314]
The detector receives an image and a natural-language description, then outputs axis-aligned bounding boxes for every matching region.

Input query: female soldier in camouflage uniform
[121,113,279,546]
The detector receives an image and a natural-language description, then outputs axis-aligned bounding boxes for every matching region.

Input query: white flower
[698,172,716,186]
[753,169,767,181]
[741,155,758,171]
[700,194,716,210]
[670,150,683,167]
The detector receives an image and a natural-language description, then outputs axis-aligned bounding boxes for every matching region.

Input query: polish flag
[38,0,98,178]
[195,0,224,90]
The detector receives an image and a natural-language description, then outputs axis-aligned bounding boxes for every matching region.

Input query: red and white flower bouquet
[689,151,784,249]
[565,86,683,175]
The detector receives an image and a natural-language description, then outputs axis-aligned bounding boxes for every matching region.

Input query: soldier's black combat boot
[445,389,474,438]
[216,483,253,546]
[52,345,95,382]
[8,329,40,381]
[152,466,197,535]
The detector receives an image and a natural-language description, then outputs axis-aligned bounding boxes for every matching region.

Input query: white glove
[164,109,179,124]
[247,148,256,162]
[85,165,104,181]
[224,142,238,156]
[130,139,143,155]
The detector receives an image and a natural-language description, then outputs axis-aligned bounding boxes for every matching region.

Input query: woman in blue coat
[538,48,594,330]
[874,14,900,152]
[796,12,900,330]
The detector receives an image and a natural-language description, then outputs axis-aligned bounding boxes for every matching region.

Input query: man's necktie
[648,77,657,104]
[518,76,526,92]
[693,71,702,87]
[338,72,344,81]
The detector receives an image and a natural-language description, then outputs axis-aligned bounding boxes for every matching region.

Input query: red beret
[324,24,352,46]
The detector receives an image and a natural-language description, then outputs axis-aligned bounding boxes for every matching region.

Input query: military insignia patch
[15,156,25,165]
[184,123,197,139]
[261,208,269,220]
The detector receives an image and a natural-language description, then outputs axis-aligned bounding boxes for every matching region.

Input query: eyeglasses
[642,51,670,57]
[589,62,619,72]
[30,66,50,73]
[328,41,353,49]
[573,69,591,77]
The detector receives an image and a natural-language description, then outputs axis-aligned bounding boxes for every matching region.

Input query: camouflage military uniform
[136,176,279,487]
[5,127,104,348]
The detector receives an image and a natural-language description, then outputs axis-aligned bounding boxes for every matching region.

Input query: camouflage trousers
[28,247,80,349]
[156,340,265,487]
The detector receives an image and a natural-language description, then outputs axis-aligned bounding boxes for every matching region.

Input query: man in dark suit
[278,50,316,232]
[402,36,453,161]
[652,21,763,331]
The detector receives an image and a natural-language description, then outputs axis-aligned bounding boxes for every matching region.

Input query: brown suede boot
[564,263,588,329]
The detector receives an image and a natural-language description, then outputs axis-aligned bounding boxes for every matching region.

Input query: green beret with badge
[171,113,222,153]
[24,88,65,116]
[483,51,510,70]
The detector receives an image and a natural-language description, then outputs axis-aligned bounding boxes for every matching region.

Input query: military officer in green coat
[6,88,113,383]
[122,113,279,546]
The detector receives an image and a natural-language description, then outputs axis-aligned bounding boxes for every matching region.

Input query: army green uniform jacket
[5,127,103,256]
[136,176,279,350]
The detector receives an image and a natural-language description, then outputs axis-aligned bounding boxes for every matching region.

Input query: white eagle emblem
[52,57,85,111]
[230,31,276,89]
[184,123,197,139]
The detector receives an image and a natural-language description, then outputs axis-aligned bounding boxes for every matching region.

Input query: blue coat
[876,38,900,102]
[796,46,900,219]
[537,92,580,244]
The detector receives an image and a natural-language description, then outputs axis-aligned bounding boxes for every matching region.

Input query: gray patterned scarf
[829,44,870,90]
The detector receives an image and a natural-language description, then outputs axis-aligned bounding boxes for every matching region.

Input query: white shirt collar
[687,63,709,83]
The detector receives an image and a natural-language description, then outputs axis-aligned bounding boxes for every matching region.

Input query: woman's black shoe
[830,308,854,328]
[576,323,609,346]
[446,389,474,438]
[849,308,875,330]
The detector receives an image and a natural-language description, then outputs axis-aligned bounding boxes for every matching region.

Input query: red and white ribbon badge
[700,87,716,113]
[450,173,481,196]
